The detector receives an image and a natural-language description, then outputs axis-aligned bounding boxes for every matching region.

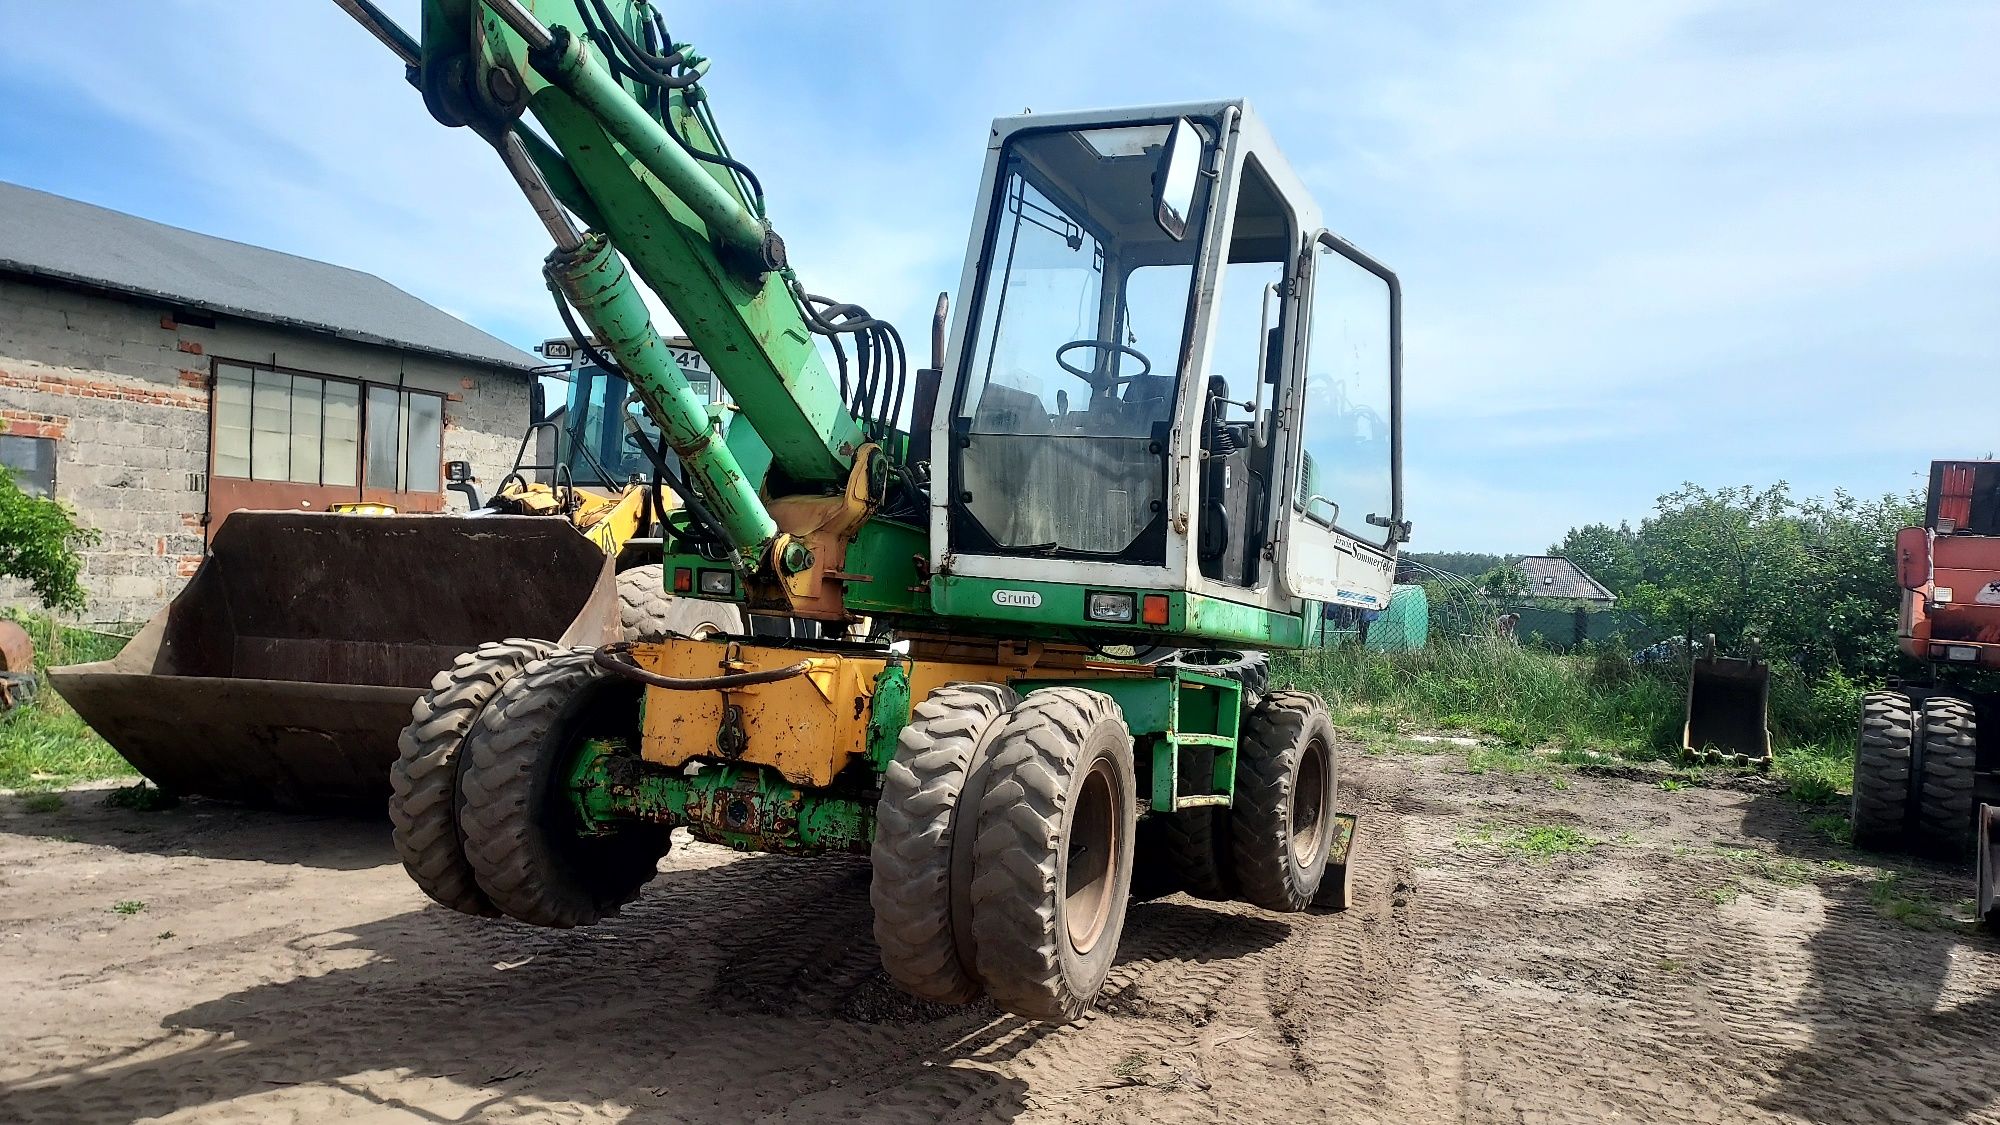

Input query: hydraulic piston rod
[546,234,777,560]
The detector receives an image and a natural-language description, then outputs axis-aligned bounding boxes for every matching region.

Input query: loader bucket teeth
[46,511,621,812]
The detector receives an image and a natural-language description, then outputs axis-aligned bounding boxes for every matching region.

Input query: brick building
[0,181,541,623]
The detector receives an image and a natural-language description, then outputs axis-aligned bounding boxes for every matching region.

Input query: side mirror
[444,460,472,484]
[529,381,549,425]
[1153,118,1202,241]
[1896,525,1931,590]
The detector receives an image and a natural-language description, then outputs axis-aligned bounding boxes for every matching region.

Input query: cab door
[1276,231,1403,609]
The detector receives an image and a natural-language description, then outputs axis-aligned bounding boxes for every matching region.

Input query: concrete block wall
[0,275,534,624]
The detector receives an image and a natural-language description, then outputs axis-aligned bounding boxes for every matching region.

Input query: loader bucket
[48,511,620,812]
[1681,653,1773,769]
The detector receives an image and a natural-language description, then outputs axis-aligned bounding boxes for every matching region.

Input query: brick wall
[0,275,533,624]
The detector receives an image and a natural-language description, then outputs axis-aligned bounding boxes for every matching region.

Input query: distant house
[1511,556,1617,609]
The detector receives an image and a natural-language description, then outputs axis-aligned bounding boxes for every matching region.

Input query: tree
[1551,481,1921,684]
[0,464,98,615]
[1549,522,1640,592]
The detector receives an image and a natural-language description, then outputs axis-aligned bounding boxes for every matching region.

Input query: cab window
[1297,237,1395,548]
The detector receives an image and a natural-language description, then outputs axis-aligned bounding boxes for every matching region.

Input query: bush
[0,462,98,615]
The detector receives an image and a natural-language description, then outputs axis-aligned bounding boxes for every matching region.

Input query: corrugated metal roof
[1514,556,1617,603]
[0,181,538,371]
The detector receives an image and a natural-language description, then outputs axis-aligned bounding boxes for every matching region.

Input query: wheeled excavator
[337,0,1405,1022]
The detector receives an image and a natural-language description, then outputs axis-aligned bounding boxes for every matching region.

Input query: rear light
[672,567,693,593]
[1933,644,1981,662]
[1142,594,1169,625]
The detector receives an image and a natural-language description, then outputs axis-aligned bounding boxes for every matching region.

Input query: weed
[1656,958,1684,972]
[1821,858,1854,872]
[156,930,175,940]
[1773,743,1850,804]
[1615,831,1641,846]
[111,900,145,915]
[21,792,63,813]
[1705,883,1743,905]
[1112,1053,1150,1081]
[102,783,178,812]
[1550,776,1571,791]
[1867,873,1955,930]
[1460,823,1596,860]
[1657,778,1686,792]
[1808,813,1852,846]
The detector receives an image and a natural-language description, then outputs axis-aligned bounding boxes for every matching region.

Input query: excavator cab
[932,101,1403,645]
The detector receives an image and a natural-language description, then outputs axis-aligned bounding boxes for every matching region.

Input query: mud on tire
[457,649,670,927]
[1851,690,1915,852]
[616,563,744,641]
[1915,696,1979,860]
[871,681,1018,1004]
[1231,691,1338,912]
[969,687,1136,1023]
[391,638,558,916]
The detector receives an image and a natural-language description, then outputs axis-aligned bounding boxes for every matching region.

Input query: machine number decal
[1978,582,2000,606]
[992,589,1042,608]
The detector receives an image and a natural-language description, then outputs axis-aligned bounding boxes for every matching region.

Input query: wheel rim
[1289,735,1329,866]
[1064,757,1121,956]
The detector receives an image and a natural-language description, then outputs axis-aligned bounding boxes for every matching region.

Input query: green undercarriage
[566,666,1246,854]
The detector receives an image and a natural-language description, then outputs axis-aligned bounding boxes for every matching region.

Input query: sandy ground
[4,750,2000,1124]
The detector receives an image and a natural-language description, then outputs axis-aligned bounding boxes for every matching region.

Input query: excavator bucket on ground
[1681,648,1773,769]
[47,511,621,811]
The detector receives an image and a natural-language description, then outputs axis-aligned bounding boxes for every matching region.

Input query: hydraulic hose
[593,641,813,690]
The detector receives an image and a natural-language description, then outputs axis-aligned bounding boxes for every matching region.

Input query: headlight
[1086,591,1135,624]
[698,569,735,596]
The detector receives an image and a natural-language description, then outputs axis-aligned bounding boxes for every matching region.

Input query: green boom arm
[357,0,871,573]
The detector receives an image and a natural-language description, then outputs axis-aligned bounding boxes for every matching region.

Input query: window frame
[0,433,57,498]
[209,357,446,497]
[1292,230,1403,549]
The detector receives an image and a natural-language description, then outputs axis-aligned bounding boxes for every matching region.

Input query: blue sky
[2,1,1994,552]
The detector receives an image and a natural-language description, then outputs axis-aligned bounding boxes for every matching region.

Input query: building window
[0,434,56,498]
[213,362,441,492]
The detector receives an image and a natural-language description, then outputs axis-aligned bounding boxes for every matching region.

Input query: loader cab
[931,100,1402,644]
[544,339,733,490]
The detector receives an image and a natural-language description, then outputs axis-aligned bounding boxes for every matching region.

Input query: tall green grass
[0,612,136,792]
[1274,640,1855,801]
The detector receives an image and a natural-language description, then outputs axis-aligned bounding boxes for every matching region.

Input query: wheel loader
[45,344,743,811]
[330,0,1406,1023]
[1849,460,2000,921]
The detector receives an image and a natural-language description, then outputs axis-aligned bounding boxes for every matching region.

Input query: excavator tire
[1159,806,1237,901]
[1232,692,1338,912]
[871,682,1018,1004]
[969,687,1136,1023]
[457,649,669,927]
[1915,696,1979,861]
[617,564,745,640]
[390,638,558,916]
[1851,691,1916,852]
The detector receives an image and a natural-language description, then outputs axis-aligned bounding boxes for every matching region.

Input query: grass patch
[20,791,63,813]
[1460,823,1596,860]
[1867,872,1958,931]
[1808,813,1852,845]
[1276,642,1864,807]
[101,782,177,812]
[111,900,145,915]
[1277,642,1684,759]
[0,612,135,793]
[1774,743,1850,804]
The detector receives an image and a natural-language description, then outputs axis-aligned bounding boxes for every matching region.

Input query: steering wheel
[1055,339,1152,385]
